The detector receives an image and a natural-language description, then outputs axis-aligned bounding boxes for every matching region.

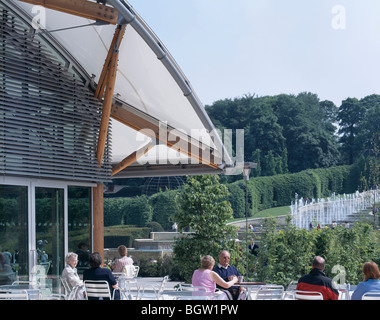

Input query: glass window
[35,187,64,290]
[0,185,28,284]
[68,186,91,273]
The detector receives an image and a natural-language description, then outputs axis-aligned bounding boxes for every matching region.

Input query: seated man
[212,250,243,300]
[296,256,339,300]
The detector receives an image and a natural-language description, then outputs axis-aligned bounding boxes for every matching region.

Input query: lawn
[228,205,290,223]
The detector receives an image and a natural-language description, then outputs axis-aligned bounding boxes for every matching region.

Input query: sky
[128,0,380,108]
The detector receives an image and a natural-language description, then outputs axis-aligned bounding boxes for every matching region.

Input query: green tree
[150,190,178,230]
[337,98,366,164]
[273,93,339,172]
[254,219,380,287]
[173,175,241,281]
[206,92,339,175]
[125,196,152,227]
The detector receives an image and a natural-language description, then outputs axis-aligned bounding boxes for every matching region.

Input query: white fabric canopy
[13,0,232,173]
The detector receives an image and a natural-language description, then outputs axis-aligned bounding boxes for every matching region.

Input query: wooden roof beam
[96,25,125,165]
[17,0,118,25]
[110,102,220,170]
[95,24,126,100]
[111,142,155,176]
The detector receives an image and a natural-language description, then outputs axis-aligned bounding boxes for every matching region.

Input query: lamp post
[243,162,257,277]
[373,185,378,229]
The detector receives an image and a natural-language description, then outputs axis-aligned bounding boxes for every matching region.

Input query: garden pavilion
[0,0,239,291]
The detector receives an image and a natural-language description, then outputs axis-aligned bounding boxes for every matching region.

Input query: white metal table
[234,282,268,300]
[162,290,222,300]
[0,284,42,300]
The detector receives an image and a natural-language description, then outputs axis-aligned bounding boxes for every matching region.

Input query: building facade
[0,0,112,289]
[0,0,235,292]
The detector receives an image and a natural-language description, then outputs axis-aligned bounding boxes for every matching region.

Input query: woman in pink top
[112,245,134,272]
[192,255,238,298]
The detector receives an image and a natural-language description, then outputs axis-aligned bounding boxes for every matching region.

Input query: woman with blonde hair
[351,262,380,300]
[192,255,238,299]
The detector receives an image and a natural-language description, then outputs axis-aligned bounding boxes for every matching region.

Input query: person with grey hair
[213,250,244,300]
[192,255,238,299]
[61,252,85,299]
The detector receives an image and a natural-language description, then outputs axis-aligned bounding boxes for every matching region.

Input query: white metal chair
[362,292,380,300]
[84,280,115,300]
[114,265,140,278]
[114,265,140,300]
[294,290,324,300]
[283,280,299,299]
[134,266,140,277]
[60,277,84,300]
[256,285,284,300]
[60,276,70,297]
[237,288,249,300]
[12,280,36,285]
[334,284,351,300]
[42,293,66,300]
[10,281,43,299]
[0,289,29,300]
[137,275,169,300]
[121,265,136,278]
[286,280,299,291]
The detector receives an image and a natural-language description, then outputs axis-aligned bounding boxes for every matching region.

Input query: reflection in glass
[68,187,91,274]
[0,185,28,283]
[35,187,64,290]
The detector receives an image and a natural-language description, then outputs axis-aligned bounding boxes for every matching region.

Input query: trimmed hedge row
[104,196,152,227]
[241,165,358,216]
[104,164,362,225]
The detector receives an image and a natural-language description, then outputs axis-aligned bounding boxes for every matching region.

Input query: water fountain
[290,188,379,229]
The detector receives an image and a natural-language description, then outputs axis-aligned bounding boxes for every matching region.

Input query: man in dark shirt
[296,256,339,300]
[248,239,259,256]
[213,250,243,300]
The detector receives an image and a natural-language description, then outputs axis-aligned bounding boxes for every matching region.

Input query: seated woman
[61,252,85,300]
[192,255,238,300]
[351,262,380,300]
[112,245,134,273]
[83,252,120,300]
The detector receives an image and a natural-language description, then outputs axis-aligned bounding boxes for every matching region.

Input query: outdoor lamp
[242,162,257,276]
[243,162,257,181]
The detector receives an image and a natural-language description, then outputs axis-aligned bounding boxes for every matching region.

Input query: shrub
[254,219,380,286]
[173,175,239,282]
[145,221,164,232]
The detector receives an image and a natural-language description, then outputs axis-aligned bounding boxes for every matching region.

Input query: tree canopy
[206,92,379,177]
[172,175,241,281]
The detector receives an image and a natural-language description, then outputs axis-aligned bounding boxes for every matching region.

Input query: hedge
[104,164,362,226]
[240,165,359,217]
[104,196,152,227]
